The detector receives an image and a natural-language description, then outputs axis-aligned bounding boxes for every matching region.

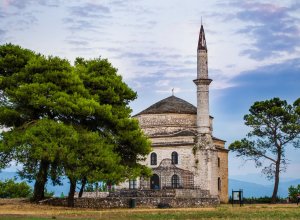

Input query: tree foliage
[0,44,151,206]
[229,97,300,203]
[288,184,300,202]
[0,178,32,198]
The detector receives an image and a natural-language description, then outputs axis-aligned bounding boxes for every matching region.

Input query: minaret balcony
[193,78,212,86]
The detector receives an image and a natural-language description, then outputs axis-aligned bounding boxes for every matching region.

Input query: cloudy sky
[1,0,300,183]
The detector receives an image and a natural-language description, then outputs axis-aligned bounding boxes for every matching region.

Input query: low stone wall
[109,189,176,198]
[74,192,109,198]
[42,189,219,208]
[42,197,219,209]
[175,189,210,198]
[108,189,211,198]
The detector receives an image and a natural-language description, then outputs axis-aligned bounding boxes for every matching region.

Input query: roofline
[133,112,198,117]
[151,143,195,147]
[212,136,226,143]
[216,146,229,152]
[133,112,214,118]
[133,95,197,116]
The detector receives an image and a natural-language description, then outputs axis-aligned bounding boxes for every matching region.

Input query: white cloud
[155,79,170,87]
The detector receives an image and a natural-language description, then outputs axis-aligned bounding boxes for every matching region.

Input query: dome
[135,96,197,116]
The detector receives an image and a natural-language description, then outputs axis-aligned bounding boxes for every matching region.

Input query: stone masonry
[43,189,219,208]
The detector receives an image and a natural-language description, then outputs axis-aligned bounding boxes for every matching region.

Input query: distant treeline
[229,196,289,204]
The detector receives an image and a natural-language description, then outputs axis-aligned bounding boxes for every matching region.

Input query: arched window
[171,174,180,188]
[218,177,221,191]
[218,157,220,167]
[150,152,157,165]
[171,151,178,164]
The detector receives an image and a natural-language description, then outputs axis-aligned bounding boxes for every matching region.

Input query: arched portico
[150,174,160,189]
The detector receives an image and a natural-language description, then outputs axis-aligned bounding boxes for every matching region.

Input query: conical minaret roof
[197,25,207,51]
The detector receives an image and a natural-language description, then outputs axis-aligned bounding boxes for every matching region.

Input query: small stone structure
[43,189,219,208]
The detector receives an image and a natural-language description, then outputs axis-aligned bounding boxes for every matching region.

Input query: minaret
[193,24,212,135]
[193,24,218,198]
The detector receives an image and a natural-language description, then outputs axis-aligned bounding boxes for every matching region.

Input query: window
[171,151,178,164]
[218,177,221,191]
[150,152,157,165]
[129,179,137,189]
[171,175,180,188]
[218,157,220,167]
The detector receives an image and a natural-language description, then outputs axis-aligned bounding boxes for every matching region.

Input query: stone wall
[42,189,219,208]
[174,189,210,198]
[135,113,196,133]
[142,145,194,171]
[76,189,211,199]
[217,148,229,203]
[74,192,109,198]
[193,147,218,194]
[42,197,219,208]
[109,189,176,198]
[151,136,194,146]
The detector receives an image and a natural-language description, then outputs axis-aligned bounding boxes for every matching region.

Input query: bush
[229,196,287,204]
[288,184,300,202]
[44,189,54,198]
[0,178,32,198]
[157,203,172,208]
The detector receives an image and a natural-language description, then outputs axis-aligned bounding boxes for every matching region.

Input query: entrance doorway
[150,174,160,189]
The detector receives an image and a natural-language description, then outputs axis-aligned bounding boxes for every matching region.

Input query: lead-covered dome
[135,96,196,116]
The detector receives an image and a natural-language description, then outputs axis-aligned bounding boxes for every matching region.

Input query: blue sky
[1,0,300,183]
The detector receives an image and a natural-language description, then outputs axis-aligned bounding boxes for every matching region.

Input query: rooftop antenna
[172,88,174,96]
[201,16,202,25]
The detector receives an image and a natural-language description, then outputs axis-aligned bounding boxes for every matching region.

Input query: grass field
[0,199,300,220]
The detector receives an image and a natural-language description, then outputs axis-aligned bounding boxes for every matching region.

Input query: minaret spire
[197,24,207,51]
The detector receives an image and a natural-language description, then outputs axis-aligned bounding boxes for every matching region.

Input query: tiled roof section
[135,96,197,115]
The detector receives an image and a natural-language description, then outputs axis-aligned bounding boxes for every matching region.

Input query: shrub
[0,178,32,198]
[288,184,300,202]
[44,189,54,198]
[229,196,286,204]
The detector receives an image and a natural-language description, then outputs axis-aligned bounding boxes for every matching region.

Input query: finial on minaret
[201,16,202,26]
[172,88,174,96]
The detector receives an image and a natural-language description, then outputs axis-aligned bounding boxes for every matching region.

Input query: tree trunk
[78,177,87,198]
[96,182,99,197]
[32,160,49,202]
[68,178,76,207]
[271,158,281,203]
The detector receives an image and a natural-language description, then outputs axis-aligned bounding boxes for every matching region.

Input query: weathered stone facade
[44,189,219,208]
[115,24,229,204]
[217,147,229,203]
[43,197,219,209]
